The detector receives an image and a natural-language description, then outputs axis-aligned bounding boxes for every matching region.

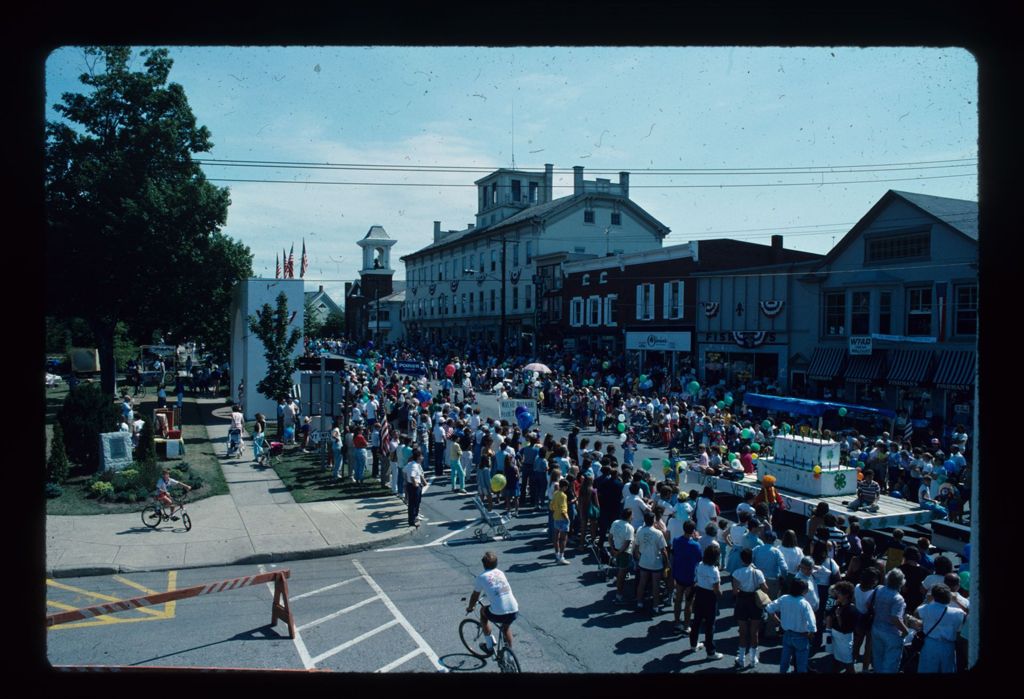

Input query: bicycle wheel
[141,504,162,529]
[459,618,489,658]
[498,647,521,673]
[181,512,192,531]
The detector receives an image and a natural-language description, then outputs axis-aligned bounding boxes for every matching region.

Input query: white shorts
[831,629,854,664]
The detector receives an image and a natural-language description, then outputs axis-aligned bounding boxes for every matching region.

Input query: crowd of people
[284,337,972,672]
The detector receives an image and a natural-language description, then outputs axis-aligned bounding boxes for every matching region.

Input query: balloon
[663,465,673,475]
[676,460,687,471]
[688,381,700,394]
[741,428,753,440]
[603,361,611,369]
[490,474,507,493]
[856,461,865,469]
[890,490,902,499]
[356,349,363,357]
[445,364,456,378]
[517,411,534,430]
[838,407,848,417]
[731,459,742,470]
[515,405,527,416]
[641,458,652,470]
[781,422,790,434]
[618,413,626,422]
[813,465,822,475]
[717,401,725,409]
[751,453,759,460]
[728,452,737,462]
[618,422,627,433]
[857,472,864,481]
[750,442,760,452]
[813,472,821,480]
[724,395,734,406]
[642,380,653,390]
[639,375,648,383]
[284,427,295,440]
[619,433,627,443]
[663,458,672,467]
[762,420,772,430]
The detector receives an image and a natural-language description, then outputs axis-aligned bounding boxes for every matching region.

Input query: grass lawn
[45,389,229,515]
[265,438,391,503]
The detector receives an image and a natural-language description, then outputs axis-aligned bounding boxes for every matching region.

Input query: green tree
[47,423,71,484]
[57,383,119,474]
[135,417,159,488]
[249,292,302,402]
[45,46,251,396]
[320,309,346,339]
[304,297,325,339]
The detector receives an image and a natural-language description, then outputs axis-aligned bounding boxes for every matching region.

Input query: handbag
[754,589,771,609]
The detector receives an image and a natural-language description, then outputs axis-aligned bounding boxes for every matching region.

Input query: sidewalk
[45,397,412,578]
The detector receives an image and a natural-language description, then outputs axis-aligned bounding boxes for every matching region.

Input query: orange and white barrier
[46,570,296,638]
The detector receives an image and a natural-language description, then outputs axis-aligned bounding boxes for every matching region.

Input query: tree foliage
[249,292,302,401]
[320,310,346,339]
[45,46,251,394]
[57,383,119,474]
[304,297,325,339]
[47,423,71,484]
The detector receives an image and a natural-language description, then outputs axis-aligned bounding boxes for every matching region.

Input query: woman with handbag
[732,548,769,669]
[826,581,859,673]
[907,584,965,673]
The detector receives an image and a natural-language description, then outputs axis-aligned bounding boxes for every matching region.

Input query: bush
[90,481,115,499]
[47,423,71,484]
[57,383,119,474]
[136,486,153,501]
[45,483,64,499]
[136,417,157,467]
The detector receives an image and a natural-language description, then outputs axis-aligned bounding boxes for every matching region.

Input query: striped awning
[933,350,976,391]
[807,346,846,381]
[886,350,935,387]
[844,351,885,384]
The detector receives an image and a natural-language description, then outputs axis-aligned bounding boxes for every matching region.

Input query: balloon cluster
[515,405,534,429]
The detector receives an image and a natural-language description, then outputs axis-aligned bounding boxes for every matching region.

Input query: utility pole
[500,234,507,361]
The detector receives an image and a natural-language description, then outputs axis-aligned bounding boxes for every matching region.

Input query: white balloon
[618,413,626,422]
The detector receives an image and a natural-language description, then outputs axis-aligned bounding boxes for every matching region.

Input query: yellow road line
[165,571,177,617]
[112,575,159,596]
[47,616,167,630]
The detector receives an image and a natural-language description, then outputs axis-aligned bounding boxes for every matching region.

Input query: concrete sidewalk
[45,397,412,578]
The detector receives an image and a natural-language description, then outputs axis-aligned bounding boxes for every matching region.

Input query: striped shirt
[857,479,881,503]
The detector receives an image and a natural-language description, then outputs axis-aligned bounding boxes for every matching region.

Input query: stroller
[226,427,244,458]
[253,432,284,468]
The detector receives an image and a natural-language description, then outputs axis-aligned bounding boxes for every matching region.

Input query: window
[866,231,930,262]
[570,297,584,327]
[529,181,538,202]
[599,271,608,285]
[587,296,602,326]
[481,185,488,209]
[582,273,591,287]
[954,284,977,336]
[490,249,497,272]
[490,289,496,312]
[461,293,466,314]
[469,293,474,313]
[611,212,621,226]
[512,243,519,267]
[879,291,892,335]
[511,179,521,201]
[491,184,497,204]
[436,264,442,281]
[907,287,933,336]
[377,310,389,322]
[512,286,519,311]
[584,210,595,224]
[445,261,451,280]
[478,291,483,311]
[553,298,563,321]
[525,285,532,310]
[851,291,870,335]
[526,241,533,264]
[605,294,618,326]
[662,280,684,319]
[824,292,845,336]
[430,298,436,316]
[636,283,655,321]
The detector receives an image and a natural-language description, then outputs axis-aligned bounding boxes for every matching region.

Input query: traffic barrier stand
[46,569,296,638]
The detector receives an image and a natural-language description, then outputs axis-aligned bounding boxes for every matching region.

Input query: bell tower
[346,225,396,341]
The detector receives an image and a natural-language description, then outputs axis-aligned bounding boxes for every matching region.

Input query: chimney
[433,220,442,243]
[573,165,584,195]
[318,285,324,293]
[544,163,553,203]
[619,171,630,198]
[468,223,475,230]
[771,234,783,249]
[771,234,784,263]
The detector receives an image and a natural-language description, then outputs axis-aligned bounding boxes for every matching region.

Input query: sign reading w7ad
[499,399,538,421]
[848,336,872,355]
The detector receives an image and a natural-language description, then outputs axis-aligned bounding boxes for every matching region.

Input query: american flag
[903,418,914,443]
[287,244,295,278]
[379,416,392,458]
[283,248,288,278]
[300,239,308,278]
[275,253,280,279]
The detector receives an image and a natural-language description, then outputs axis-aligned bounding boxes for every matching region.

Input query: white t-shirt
[695,497,718,532]
[695,562,720,590]
[914,601,966,643]
[474,568,519,615]
[609,519,635,553]
[780,545,804,574]
[625,492,651,529]
[737,502,756,520]
[733,564,766,593]
[403,460,425,485]
[636,525,667,570]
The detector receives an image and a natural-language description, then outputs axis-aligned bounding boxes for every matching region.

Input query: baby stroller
[254,433,284,468]
[226,427,244,458]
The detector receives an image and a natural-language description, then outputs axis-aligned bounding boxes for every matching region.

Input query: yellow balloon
[813,465,822,475]
[751,453,759,461]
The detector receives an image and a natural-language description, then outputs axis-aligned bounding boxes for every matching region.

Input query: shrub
[135,417,157,467]
[47,423,71,484]
[57,383,119,474]
[90,481,115,499]
[136,486,153,501]
[45,483,64,499]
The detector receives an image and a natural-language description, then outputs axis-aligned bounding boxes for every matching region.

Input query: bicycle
[141,490,192,531]
[459,599,521,673]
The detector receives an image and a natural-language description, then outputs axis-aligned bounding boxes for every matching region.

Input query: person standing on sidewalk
[403,447,427,528]
[765,578,818,673]
[352,426,369,482]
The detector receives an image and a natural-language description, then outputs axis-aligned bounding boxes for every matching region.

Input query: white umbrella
[523,362,552,374]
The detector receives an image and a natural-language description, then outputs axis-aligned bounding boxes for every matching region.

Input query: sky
[44,46,978,302]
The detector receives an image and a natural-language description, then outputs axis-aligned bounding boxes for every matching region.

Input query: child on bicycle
[156,468,191,519]
[466,551,519,655]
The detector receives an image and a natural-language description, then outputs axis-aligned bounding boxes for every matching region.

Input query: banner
[499,399,537,421]
[625,331,692,351]
[395,360,427,376]
[849,336,872,355]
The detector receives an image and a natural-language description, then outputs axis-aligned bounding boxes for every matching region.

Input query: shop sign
[849,336,872,355]
[954,403,970,414]
[626,331,692,351]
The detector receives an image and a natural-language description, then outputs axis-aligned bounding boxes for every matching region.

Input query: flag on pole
[275,253,280,279]
[287,244,295,279]
[283,248,288,278]
[379,416,392,459]
[300,239,308,278]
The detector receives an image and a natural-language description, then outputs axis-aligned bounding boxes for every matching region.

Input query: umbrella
[523,362,552,374]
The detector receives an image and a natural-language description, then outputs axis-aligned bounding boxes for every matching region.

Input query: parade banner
[395,360,427,376]
[499,399,537,421]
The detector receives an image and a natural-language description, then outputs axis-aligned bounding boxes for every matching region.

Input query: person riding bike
[465,551,519,656]
[156,468,191,520]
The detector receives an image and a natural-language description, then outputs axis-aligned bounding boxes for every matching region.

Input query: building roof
[401,193,670,260]
[360,225,392,241]
[304,287,343,314]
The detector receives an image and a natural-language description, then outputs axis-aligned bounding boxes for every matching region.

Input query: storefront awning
[743,393,896,419]
[843,351,885,384]
[886,349,935,387]
[933,350,976,391]
[807,347,846,381]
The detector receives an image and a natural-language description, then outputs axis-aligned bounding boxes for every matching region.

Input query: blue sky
[45,46,977,301]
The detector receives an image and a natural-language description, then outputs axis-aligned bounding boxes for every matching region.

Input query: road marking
[296,595,382,632]
[309,620,400,665]
[112,575,159,596]
[376,520,477,552]
[290,576,362,601]
[353,560,447,672]
[259,564,316,670]
[376,648,426,673]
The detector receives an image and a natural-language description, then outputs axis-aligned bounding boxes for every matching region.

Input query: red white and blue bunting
[450,280,460,293]
[510,269,522,286]
[759,300,785,318]
[732,331,767,348]
[702,302,720,318]
[428,283,437,296]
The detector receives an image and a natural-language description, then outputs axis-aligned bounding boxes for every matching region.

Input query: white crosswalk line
[309,620,400,665]
[376,648,425,673]
[376,520,477,552]
[295,594,382,632]
[290,576,362,601]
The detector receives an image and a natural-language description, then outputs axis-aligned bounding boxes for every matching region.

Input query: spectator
[672,519,702,633]
[870,568,909,673]
[826,581,858,673]
[732,548,769,668]
[689,543,724,661]
[765,577,817,673]
[907,584,966,673]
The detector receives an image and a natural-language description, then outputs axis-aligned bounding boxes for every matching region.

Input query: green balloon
[688,381,701,394]
[639,374,648,383]
[728,452,737,462]
[724,394,734,405]
[618,422,627,433]
[838,407,848,417]
[642,458,652,470]
[741,428,753,440]
[662,458,672,467]
[762,420,772,430]
[717,400,726,409]
[750,442,760,452]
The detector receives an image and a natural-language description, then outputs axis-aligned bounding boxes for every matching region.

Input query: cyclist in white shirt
[466,551,519,654]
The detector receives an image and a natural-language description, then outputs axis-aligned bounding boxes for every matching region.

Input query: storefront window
[705,352,725,386]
